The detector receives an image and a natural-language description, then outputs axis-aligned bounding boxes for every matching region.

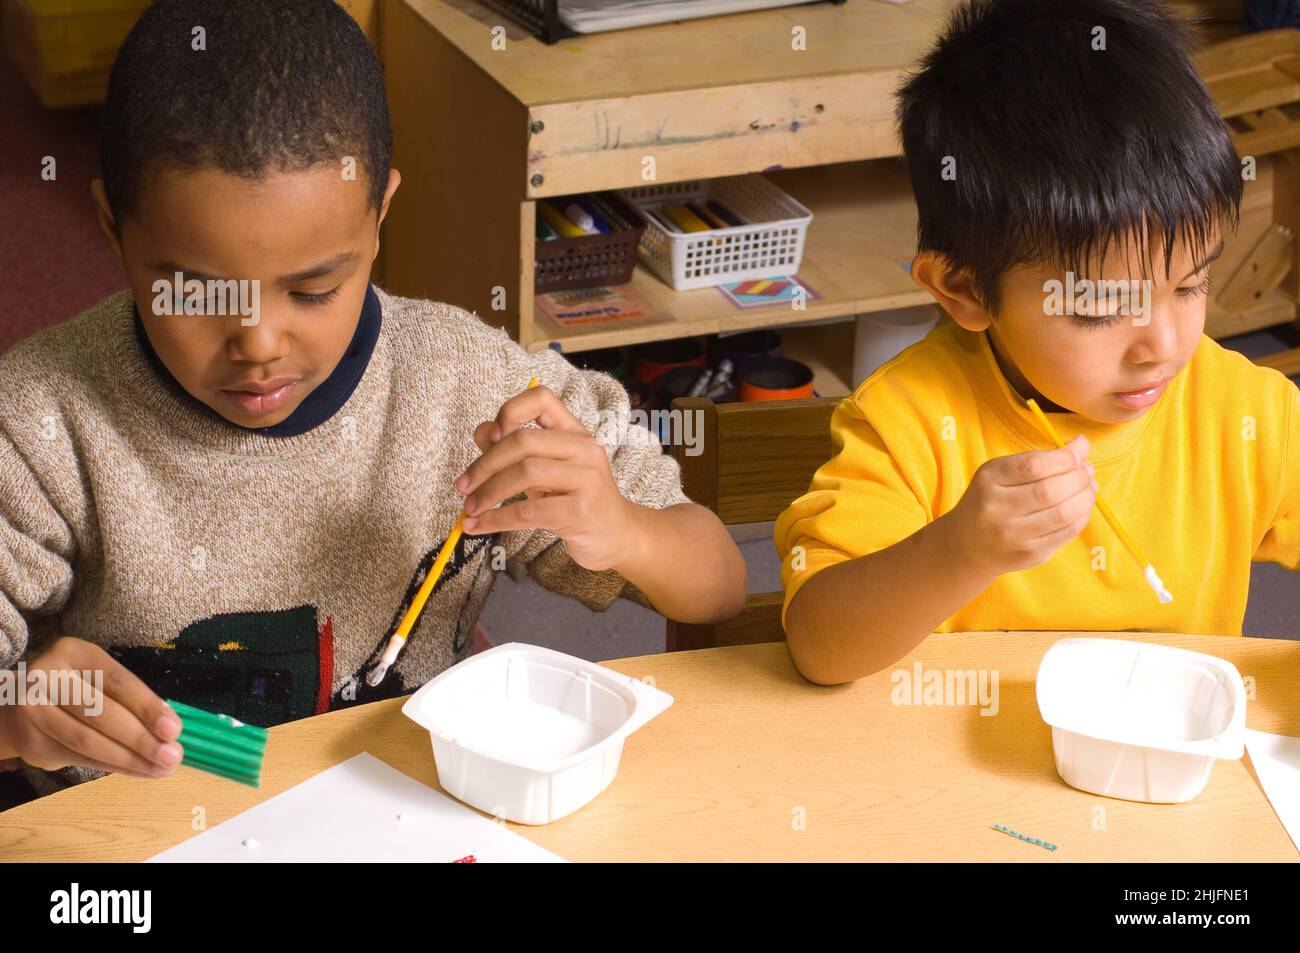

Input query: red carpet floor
[0,54,124,353]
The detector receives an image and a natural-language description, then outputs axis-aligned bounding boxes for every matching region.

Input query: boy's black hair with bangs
[100,0,390,223]
[895,0,1241,317]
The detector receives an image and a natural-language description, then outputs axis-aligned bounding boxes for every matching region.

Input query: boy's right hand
[947,434,1099,576]
[0,636,183,779]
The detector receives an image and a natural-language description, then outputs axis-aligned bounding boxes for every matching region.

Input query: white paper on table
[1245,728,1300,854]
[148,752,566,863]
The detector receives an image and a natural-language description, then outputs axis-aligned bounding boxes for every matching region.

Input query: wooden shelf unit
[531,159,930,353]
[382,0,950,356]
[777,317,858,396]
[382,0,1298,381]
[1197,29,1300,376]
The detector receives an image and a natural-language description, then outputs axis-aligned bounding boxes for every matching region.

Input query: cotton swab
[1025,398,1173,604]
[367,377,540,687]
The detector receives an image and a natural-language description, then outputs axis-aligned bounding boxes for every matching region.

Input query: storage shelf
[777,318,857,397]
[527,158,929,353]
[384,0,943,344]
[385,0,1298,379]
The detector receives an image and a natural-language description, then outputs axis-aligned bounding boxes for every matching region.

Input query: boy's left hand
[456,384,639,572]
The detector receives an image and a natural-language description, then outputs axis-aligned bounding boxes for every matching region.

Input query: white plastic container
[402,643,673,825]
[1035,638,1246,803]
[852,305,941,386]
[619,174,813,291]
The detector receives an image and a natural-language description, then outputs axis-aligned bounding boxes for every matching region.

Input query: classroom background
[1,0,1296,664]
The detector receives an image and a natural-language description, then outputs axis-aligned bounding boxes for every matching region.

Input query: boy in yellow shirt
[776,0,1299,684]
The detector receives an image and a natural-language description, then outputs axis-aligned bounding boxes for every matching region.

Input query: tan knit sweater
[0,287,689,795]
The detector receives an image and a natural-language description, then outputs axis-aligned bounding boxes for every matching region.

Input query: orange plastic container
[737,357,815,401]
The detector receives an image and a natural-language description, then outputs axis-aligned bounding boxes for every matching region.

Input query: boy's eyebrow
[1182,239,1224,280]
[276,251,363,284]
[147,251,362,285]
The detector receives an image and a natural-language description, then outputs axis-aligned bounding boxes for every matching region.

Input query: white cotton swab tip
[1143,564,1174,604]
[366,636,405,687]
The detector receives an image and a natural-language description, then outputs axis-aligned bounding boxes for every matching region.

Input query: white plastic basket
[619,174,813,291]
[1035,638,1246,804]
[402,643,673,825]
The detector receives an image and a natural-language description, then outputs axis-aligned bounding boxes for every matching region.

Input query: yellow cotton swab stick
[1025,398,1173,605]
[367,377,540,687]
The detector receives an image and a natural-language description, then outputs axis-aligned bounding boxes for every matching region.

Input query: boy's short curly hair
[100,0,391,222]
[895,0,1242,316]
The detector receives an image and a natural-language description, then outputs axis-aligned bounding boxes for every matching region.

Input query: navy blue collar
[132,285,382,438]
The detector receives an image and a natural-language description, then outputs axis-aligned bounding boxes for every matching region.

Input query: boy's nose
[1127,307,1180,364]
[225,318,289,365]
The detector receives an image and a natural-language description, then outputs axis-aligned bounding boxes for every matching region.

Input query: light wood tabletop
[1,630,1296,861]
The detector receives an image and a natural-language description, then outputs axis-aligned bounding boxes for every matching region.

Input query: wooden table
[2,631,1296,861]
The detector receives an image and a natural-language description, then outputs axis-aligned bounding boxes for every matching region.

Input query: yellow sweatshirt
[775,319,1299,636]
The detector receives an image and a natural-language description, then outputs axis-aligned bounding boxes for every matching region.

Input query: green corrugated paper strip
[167,699,268,787]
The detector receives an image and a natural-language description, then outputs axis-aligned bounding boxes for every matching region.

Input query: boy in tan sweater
[0,0,745,799]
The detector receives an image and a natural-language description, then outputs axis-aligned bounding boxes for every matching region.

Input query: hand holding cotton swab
[367,377,540,687]
[1025,399,1173,605]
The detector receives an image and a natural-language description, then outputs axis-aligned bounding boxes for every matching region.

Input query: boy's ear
[90,180,126,271]
[372,168,401,261]
[909,251,992,331]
